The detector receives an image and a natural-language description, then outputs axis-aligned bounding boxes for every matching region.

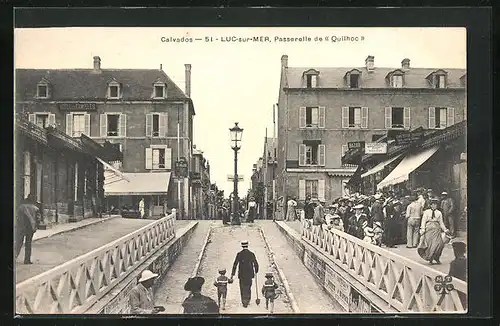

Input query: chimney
[160,64,162,70]
[365,55,374,71]
[401,58,410,70]
[281,55,288,69]
[184,64,191,98]
[93,56,101,72]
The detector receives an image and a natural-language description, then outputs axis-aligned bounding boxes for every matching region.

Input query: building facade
[191,145,212,219]
[15,56,196,219]
[276,54,466,210]
[250,137,277,218]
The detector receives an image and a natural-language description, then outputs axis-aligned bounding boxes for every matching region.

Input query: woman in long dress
[417,198,449,264]
[286,197,297,221]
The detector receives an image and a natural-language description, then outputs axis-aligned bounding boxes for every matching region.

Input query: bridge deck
[15,218,191,284]
[284,221,465,274]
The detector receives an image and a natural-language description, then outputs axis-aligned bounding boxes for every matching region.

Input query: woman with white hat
[129,269,165,314]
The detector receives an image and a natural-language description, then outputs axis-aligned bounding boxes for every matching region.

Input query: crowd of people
[290,187,464,268]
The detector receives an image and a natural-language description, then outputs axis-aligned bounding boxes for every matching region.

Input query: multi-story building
[276,54,466,208]
[250,137,277,218]
[15,56,196,219]
[191,145,212,219]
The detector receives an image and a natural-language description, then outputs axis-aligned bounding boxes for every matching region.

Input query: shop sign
[348,141,365,150]
[365,142,387,154]
[324,265,350,311]
[58,103,97,111]
[394,131,424,146]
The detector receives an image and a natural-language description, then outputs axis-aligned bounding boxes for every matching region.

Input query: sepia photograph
[14,24,468,315]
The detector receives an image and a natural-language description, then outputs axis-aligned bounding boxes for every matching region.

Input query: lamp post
[229,122,243,225]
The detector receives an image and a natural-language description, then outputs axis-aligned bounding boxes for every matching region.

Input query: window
[391,75,403,88]
[109,86,119,98]
[72,114,85,137]
[152,148,166,169]
[385,107,410,129]
[152,114,160,136]
[435,75,446,88]
[299,106,325,128]
[145,146,172,170]
[305,180,318,199]
[146,113,168,137]
[37,85,48,98]
[342,107,368,128]
[299,144,325,166]
[306,75,317,88]
[155,85,164,98]
[350,74,359,88]
[107,114,120,136]
[107,80,121,99]
[429,107,455,129]
[35,114,48,128]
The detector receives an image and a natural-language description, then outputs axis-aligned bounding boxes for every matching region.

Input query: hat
[332,214,341,220]
[218,267,226,273]
[374,221,382,228]
[353,204,364,209]
[364,227,374,237]
[241,240,249,248]
[265,271,274,278]
[429,197,440,204]
[374,193,382,200]
[427,189,433,193]
[138,269,158,283]
[451,241,466,255]
[441,191,448,195]
[184,276,205,292]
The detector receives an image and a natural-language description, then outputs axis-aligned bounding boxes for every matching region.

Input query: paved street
[15,218,191,283]
[284,220,465,275]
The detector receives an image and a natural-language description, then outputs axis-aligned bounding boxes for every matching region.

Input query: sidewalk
[16,218,191,284]
[284,221,466,275]
[258,221,344,313]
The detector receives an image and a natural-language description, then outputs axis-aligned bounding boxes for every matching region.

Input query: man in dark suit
[230,240,259,308]
[347,204,368,240]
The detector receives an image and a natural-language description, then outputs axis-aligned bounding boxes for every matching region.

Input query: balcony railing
[15,212,176,314]
[301,219,467,313]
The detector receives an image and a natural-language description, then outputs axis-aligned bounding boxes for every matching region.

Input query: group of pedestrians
[129,240,279,314]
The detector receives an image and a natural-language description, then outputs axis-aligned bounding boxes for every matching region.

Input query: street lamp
[229,122,243,225]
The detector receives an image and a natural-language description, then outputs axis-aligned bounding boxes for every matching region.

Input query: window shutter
[159,113,168,137]
[162,113,168,137]
[447,107,455,126]
[165,147,172,169]
[299,180,306,200]
[318,180,326,202]
[341,107,349,128]
[100,114,107,137]
[299,144,306,166]
[385,107,392,129]
[48,113,56,127]
[145,148,153,170]
[318,106,325,128]
[146,114,152,137]
[84,113,90,136]
[119,114,127,137]
[28,114,36,125]
[318,144,326,166]
[428,107,436,129]
[66,114,73,136]
[361,107,368,128]
[404,107,411,129]
[299,107,306,128]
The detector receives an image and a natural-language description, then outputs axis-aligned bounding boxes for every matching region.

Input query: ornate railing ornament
[300,220,467,313]
[15,212,176,314]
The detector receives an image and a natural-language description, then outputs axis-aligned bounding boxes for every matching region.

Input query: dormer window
[107,80,121,99]
[427,70,448,89]
[36,79,50,99]
[303,69,320,88]
[392,75,403,88]
[435,75,446,88]
[153,81,167,99]
[345,69,361,89]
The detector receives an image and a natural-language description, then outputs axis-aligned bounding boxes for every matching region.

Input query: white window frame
[101,113,126,138]
[29,112,56,128]
[306,107,319,127]
[107,81,121,99]
[153,82,167,99]
[385,107,410,130]
[145,145,172,170]
[349,73,360,88]
[305,180,319,199]
[146,113,168,138]
[435,75,446,88]
[342,107,368,129]
[36,83,49,99]
[299,143,325,167]
[65,112,90,137]
[428,106,455,129]
[306,74,318,88]
[391,74,404,88]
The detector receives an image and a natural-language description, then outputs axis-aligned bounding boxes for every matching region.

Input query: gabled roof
[15,68,189,101]
[285,66,466,89]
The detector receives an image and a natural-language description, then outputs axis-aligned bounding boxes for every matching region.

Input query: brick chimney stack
[185,64,191,98]
[93,56,101,72]
[365,55,374,72]
[402,58,410,70]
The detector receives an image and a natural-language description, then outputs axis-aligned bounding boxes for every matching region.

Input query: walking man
[230,240,259,308]
[405,195,423,248]
[15,194,40,264]
[441,191,456,237]
[139,197,145,219]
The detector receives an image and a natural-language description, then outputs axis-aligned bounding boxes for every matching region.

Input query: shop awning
[377,146,440,190]
[361,154,403,179]
[104,172,171,196]
[96,157,130,183]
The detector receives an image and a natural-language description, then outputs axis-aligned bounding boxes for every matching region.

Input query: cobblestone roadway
[258,221,344,313]
[15,218,191,283]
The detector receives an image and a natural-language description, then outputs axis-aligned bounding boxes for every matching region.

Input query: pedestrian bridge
[15,214,467,314]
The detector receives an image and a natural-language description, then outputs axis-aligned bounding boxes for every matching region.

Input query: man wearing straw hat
[230,240,260,308]
[129,269,165,314]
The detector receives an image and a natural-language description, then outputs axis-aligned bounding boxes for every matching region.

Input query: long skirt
[286,206,297,221]
[417,221,445,262]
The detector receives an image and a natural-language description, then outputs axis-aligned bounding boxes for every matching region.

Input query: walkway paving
[258,221,344,313]
[33,216,120,242]
[284,221,467,275]
[15,218,191,284]
[154,220,215,313]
